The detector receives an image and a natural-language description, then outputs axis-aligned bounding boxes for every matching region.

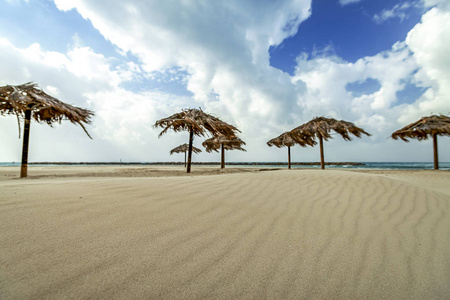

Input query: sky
[1,0,449,163]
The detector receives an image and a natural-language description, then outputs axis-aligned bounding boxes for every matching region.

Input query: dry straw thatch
[0,82,93,137]
[155,108,240,173]
[267,131,316,169]
[0,82,94,177]
[170,143,202,167]
[391,114,450,170]
[202,134,246,169]
[170,143,202,155]
[290,116,371,169]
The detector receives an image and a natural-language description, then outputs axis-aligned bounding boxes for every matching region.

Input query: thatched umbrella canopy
[0,82,94,177]
[170,143,202,167]
[267,131,316,169]
[391,114,450,170]
[202,134,246,169]
[154,108,240,173]
[290,117,371,169]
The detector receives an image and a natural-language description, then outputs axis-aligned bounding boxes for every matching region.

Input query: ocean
[1,162,449,170]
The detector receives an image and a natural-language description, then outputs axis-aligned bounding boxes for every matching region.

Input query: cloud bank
[1,0,449,163]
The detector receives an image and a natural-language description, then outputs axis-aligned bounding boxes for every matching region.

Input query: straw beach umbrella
[0,82,93,177]
[202,134,246,169]
[391,114,450,170]
[267,131,316,169]
[155,108,240,173]
[170,143,202,167]
[290,117,371,169]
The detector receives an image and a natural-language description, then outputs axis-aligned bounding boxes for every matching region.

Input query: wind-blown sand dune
[1,167,449,299]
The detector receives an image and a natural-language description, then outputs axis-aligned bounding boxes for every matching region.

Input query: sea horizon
[1,161,449,170]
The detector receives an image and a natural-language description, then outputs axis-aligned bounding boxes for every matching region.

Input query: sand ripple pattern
[1,170,449,299]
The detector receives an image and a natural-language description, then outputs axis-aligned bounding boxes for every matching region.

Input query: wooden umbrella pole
[288,146,291,169]
[319,135,325,170]
[221,144,225,169]
[20,109,32,178]
[186,129,194,173]
[433,133,439,170]
[184,151,187,168]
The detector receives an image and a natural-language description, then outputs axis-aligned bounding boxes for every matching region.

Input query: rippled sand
[1,167,449,299]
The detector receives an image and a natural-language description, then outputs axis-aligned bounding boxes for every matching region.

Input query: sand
[1,166,449,299]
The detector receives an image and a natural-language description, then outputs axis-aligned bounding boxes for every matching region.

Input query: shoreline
[1,165,449,182]
[2,162,449,171]
[25,161,365,166]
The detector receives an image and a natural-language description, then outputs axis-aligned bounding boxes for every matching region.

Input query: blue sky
[0,0,449,163]
[270,0,423,72]
[0,1,116,56]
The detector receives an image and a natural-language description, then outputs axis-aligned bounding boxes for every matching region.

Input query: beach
[1,166,449,299]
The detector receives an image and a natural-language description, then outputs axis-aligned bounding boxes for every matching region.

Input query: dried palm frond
[202,134,246,169]
[1,82,94,178]
[154,108,240,173]
[0,82,94,138]
[154,108,240,138]
[290,116,371,169]
[290,116,371,142]
[391,114,450,170]
[267,131,316,148]
[267,131,315,169]
[391,114,450,141]
[202,134,246,153]
[170,143,202,155]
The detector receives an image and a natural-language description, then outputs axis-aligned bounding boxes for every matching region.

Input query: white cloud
[0,37,187,162]
[402,6,450,121]
[373,2,415,24]
[52,0,311,107]
[88,88,193,144]
[4,0,28,4]
[293,42,417,124]
[49,0,315,160]
[422,0,450,11]
[339,0,362,6]
[289,2,450,161]
[0,38,126,92]
[54,1,311,71]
